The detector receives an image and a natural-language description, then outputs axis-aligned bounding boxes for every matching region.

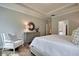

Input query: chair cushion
[8,33,17,41]
[0,33,24,49]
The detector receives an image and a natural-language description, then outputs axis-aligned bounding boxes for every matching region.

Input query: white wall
[0,6,47,46]
[60,12,79,35]
[51,17,59,34]
[0,6,46,47]
[0,6,46,35]
[51,11,79,35]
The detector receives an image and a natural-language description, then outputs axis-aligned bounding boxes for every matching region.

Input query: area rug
[2,51,19,56]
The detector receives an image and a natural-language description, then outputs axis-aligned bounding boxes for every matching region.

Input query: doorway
[58,20,68,35]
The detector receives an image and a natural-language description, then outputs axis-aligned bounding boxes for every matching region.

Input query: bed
[30,34,79,56]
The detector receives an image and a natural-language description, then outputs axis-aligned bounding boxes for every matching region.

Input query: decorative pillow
[72,28,79,45]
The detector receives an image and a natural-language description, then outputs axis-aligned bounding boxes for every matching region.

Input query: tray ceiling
[23,3,69,14]
[0,3,79,20]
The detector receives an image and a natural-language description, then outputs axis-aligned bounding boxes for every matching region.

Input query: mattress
[30,35,79,56]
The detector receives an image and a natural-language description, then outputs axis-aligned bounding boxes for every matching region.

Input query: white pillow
[72,28,79,45]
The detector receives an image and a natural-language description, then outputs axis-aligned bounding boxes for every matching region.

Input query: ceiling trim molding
[51,5,79,18]
[0,3,46,20]
[0,3,79,20]
[17,3,46,16]
[47,3,76,15]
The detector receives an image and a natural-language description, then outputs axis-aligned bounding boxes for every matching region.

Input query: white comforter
[30,35,79,56]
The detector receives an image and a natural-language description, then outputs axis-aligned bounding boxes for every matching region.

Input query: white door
[58,21,67,35]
